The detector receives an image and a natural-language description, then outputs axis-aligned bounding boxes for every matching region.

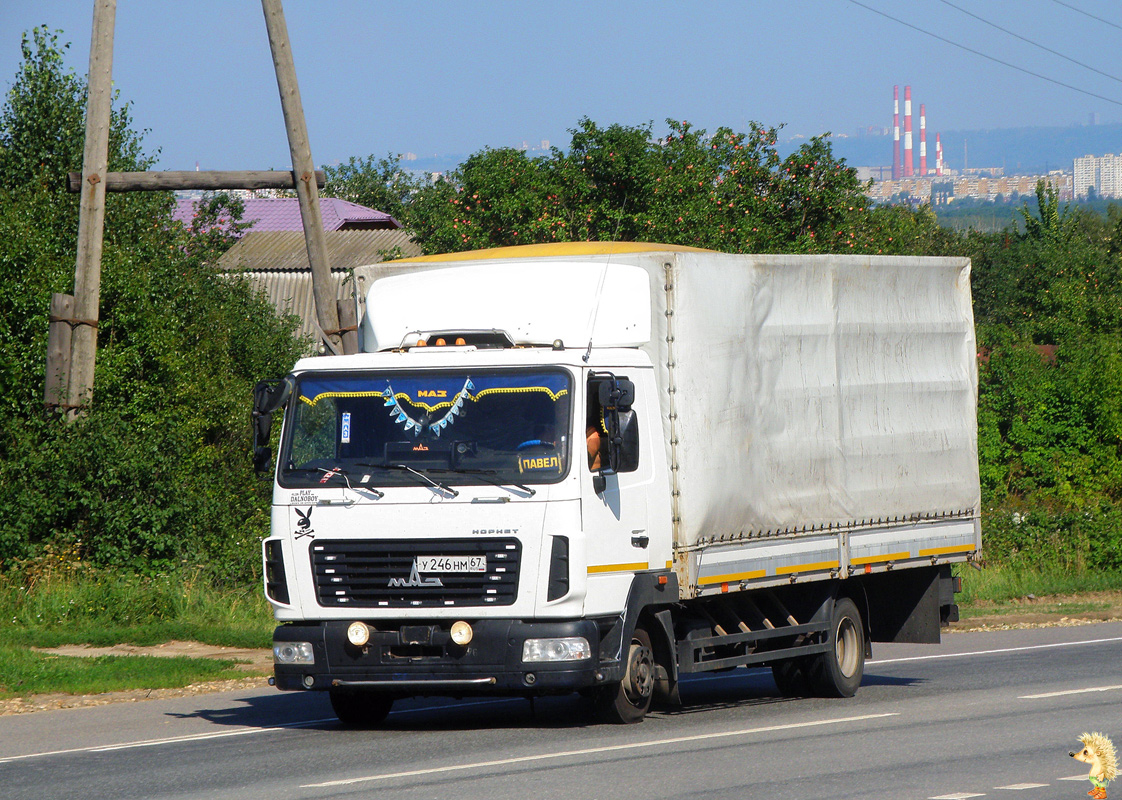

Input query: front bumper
[273,618,612,694]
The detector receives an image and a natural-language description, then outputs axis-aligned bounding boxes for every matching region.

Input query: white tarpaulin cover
[641,252,979,547]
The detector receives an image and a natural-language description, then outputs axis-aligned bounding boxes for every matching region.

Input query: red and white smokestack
[936,133,943,176]
[892,85,901,180]
[904,86,913,177]
[919,103,927,176]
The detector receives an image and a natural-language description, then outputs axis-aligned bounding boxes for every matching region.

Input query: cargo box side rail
[684,513,979,599]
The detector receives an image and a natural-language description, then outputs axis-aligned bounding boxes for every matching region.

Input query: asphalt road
[2,622,1121,800]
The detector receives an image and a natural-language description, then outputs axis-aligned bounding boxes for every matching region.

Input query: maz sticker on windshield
[340,412,351,444]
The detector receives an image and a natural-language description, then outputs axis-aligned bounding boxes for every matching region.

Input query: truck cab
[260,258,676,724]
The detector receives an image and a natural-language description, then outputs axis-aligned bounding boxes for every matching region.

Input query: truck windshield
[279,369,573,489]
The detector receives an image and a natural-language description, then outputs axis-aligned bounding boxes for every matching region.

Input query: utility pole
[46,1,354,413]
[261,0,350,355]
[64,0,116,419]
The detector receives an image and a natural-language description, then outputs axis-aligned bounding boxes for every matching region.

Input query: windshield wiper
[434,467,536,497]
[357,463,459,498]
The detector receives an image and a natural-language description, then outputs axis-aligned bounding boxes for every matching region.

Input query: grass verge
[0,568,274,650]
[956,563,1122,606]
[0,567,274,698]
[0,645,244,698]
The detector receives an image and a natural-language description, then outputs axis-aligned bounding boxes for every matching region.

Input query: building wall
[1073,154,1122,198]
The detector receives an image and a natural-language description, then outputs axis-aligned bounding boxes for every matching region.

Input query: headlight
[522,636,591,663]
[274,641,315,664]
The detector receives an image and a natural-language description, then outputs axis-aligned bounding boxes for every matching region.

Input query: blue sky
[2,1,1121,170]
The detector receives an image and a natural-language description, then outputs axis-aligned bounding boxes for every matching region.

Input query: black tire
[807,597,865,698]
[329,688,394,727]
[594,627,655,723]
[770,657,812,697]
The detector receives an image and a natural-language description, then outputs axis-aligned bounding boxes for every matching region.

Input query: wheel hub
[623,641,654,703]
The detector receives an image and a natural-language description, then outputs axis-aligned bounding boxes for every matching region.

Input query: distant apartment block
[866,171,1072,204]
[1073,153,1122,198]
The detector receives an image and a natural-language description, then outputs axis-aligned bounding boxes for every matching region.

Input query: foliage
[968,183,1122,570]
[329,118,952,257]
[0,29,303,580]
[322,152,420,225]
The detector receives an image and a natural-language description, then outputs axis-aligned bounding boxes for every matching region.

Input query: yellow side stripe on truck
[588,562,649,574]
[850,551,912,566]
[918,544,977,557]
[774,560,839,576]
[698,569,766,586]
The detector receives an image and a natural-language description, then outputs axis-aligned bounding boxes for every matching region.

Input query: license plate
[415,555,486,573]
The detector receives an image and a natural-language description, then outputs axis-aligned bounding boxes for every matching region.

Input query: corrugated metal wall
[218,230,424,343]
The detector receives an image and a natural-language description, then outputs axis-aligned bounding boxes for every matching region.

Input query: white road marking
[0,718,335,764]
[995,784,1048,790]
[1061,774,1092,781]
[929,793,985,799]
[869,635,1122,665]
[302,711,899,789]
[1019,683,1122,699]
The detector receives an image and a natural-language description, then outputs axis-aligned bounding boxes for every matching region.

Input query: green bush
[0,29,304,581]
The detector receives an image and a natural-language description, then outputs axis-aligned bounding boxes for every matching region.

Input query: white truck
[253,243,981,724]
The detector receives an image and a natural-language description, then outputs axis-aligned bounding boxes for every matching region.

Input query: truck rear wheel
[808,597,865,697]
[329,688,394,727]
[594,627,655,723]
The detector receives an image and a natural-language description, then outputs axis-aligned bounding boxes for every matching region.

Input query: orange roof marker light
[435,338,447,346]
[455,337,466,346]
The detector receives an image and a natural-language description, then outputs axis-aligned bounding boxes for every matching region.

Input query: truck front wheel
[594,627,655,723]
[770,657,812,697]
[329,688,394,727]
[808,597,865,697]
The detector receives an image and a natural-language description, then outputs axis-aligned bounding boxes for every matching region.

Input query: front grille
[310,538,521,608]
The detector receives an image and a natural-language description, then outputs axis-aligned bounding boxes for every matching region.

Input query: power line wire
[1048,0,1122,33]
[938,0,1122,87]
[848,0,1122,107]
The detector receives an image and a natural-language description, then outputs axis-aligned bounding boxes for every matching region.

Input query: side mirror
[598,378,635,410]
[253,445,273,474]
[611,409,640,473]
[252,376,294,475]
[254,375,294,416]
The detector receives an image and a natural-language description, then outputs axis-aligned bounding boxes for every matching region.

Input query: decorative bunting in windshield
[384,377,475,437]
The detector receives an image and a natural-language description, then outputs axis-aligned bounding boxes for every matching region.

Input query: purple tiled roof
[172,197,401,231]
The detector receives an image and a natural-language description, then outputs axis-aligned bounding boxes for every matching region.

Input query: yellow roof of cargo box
[389,241,712,263]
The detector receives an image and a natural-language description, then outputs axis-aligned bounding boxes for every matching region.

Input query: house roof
[216,230,424,343]
[173,197,401,232]
[217,230,422,272]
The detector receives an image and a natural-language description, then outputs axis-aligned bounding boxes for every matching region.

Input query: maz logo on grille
[388,562,444,588]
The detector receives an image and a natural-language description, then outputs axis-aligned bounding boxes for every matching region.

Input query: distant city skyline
[2,1,1122,171]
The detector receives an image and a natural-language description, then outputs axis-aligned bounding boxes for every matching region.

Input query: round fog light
[450,620,473,646]
[347,621,370,647]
